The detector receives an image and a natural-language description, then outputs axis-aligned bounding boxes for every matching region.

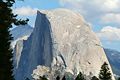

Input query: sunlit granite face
[14,8,115,80]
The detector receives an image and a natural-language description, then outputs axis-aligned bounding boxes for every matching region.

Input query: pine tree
[118,77,120,80]
[99,62,112,80]
[91,76,99,80]
[39,76,48,80]
[56,76,60,80]
[62,76,66,80]
[75,72,86,80]
[25,78,30,80]
[0,0,28,80]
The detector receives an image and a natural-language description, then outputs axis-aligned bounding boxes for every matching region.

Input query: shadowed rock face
[15,8,115,80]
[15,12,53,80]
[11,25,33,77]
[11,25,33,48]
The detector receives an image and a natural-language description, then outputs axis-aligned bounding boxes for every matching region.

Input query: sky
[13,0,120,52]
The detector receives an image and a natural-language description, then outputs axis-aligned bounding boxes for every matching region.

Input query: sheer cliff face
[15,9,114,80]
[11,25,33,76]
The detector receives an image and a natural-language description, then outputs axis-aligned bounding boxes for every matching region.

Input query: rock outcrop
[15,9,115,80]
[11,25,33,73]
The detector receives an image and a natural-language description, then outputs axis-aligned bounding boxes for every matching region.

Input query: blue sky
[13,0,120,52]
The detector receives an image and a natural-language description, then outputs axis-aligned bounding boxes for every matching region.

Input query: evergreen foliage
[25,78,30,80]
[56,76,60,80]
[99,62,112,80]
[0,0,28,80]
[39,76,48,80]
[118,77,120,80]
[91,76,99,80]
[62,75,66,80]
[75,72,86,80]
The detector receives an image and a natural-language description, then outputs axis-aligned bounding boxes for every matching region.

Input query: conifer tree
[75,72,86,80]
[91,76,99,80]
[39,76,48,80]
[25,78,30,80]
[56,76,60,80]
[99,62,112,80]
[118,77,120,80]
[62,75,66,80]
[0,0,28,80]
